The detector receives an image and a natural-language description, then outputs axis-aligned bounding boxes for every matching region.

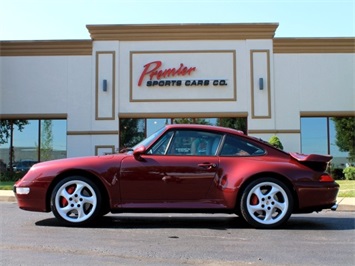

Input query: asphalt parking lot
[1,201,355,266]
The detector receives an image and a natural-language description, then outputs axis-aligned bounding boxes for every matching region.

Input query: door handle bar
[197,163,217,169]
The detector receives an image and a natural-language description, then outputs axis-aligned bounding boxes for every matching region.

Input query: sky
[0,0,354,41]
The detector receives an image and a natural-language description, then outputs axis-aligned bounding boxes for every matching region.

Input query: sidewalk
[0,190,16,203]
[1,190,354,211]
[336,197,355,212]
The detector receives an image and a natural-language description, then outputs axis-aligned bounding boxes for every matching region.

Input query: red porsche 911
[14,124,339,228]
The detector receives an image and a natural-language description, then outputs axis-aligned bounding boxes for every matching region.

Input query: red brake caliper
[61,185,75,207]
[251,194,259,205]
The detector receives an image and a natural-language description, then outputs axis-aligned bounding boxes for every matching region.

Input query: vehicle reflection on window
[146,131,174,155]
[148,130,223,156]
[220,135,265,156]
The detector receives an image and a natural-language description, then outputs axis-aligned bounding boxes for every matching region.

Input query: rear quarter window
[220,134,265,156]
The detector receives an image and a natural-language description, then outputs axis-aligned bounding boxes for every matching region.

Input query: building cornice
[86,23,279,41]
[1,29,354,56]
[0,114,68,119]
[274,38,355,53]
[300,111,355,117]
[119,112,249,118]
[0,40,92,56]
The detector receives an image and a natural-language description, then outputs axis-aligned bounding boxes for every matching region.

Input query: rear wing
[290,152,332,172]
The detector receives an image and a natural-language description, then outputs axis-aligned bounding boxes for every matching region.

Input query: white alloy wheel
[51,177,101,225]
[241,178,293,229]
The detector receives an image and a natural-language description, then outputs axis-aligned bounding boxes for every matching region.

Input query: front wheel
[240,177,293,229]
[51,176,102,226]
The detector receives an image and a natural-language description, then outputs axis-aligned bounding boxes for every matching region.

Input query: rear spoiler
[290,152,332,163]
[290,152,332,172]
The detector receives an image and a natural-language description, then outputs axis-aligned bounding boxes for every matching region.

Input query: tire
[240,177,293,229]
[51,176,102,226]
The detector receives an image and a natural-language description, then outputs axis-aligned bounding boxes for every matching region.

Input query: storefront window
[172,117,247,133]
[301,117,353,168]
[40,120,67,161]
[119,118,145,149]
[0,119,67,170]
[147,119,170,136]
[217,118,247,133]
[13,120,39,163]
[173,118,213,125]
[119,117,247,150]
[301,117,328,155]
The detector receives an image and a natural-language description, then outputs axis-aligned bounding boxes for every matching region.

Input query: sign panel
[130,51,236,102]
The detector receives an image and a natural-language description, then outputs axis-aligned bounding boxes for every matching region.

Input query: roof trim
[1,33,354,56]
[300,111,355,117]
[274,38,355,53]
[119,112,249,118]
[0,113,68,119]
[0,40,92,56]
[86,23,279,41]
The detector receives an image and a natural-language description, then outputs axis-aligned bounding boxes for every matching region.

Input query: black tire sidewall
[240,177,293,229]
[50,176,102,226]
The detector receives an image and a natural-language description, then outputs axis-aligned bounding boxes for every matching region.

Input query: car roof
[164,124,245,135]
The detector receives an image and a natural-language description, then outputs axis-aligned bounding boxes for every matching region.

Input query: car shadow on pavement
[35,214,355,230]
[36,215,249,230]
[286,216,355,230]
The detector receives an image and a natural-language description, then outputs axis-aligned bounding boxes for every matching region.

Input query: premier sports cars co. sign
[130,51,236,102]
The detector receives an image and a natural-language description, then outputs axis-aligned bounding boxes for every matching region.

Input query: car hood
[30,153,129,173]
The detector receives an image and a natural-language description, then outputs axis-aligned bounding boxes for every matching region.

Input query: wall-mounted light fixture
[103,79,108,92]
[259,78,264,90]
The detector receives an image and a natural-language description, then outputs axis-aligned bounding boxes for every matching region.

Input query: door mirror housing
[133,146,146,161]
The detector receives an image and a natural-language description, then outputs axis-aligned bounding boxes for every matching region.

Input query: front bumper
[14,180,50,212]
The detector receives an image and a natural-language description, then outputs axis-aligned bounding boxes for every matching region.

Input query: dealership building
[0,23,354,167]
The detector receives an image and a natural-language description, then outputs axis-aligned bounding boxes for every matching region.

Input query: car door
[119,129,222,205]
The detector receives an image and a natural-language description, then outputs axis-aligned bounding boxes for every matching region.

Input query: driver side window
[146,131,174,155]
[167,130,222,156]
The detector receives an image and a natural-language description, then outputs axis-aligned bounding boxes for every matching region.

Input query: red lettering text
[138,61,197,86]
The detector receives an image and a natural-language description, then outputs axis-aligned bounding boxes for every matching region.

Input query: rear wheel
[51,176,102,226]
[240,177,293,229]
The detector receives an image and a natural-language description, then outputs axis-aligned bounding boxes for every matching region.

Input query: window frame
[219,134,266,157]
[146,129,224,157]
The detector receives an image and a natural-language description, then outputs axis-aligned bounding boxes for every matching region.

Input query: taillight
[319,174,334,182]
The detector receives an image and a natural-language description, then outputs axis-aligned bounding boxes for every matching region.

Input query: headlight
[16,187,30,195]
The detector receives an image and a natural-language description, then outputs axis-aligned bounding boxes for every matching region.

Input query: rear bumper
[295,181,339,212]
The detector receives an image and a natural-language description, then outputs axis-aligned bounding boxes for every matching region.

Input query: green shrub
[343,167,355,181]
[0,171,25,182]
[331,168,345,180]
[268,135,284,150]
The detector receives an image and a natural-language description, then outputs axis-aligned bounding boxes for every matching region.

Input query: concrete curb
[1,190,354,212]
[336,197,355,212]
[0,190,16,203]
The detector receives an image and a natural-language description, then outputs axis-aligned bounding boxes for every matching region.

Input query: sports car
[14,124,339,228]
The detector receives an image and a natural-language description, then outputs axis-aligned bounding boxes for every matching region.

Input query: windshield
[132,126,166,150]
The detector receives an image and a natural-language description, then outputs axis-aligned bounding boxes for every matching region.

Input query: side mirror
[133,146,146,161]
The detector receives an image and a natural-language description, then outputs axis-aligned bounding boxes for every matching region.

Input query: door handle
[162,176,172,182]
[198,163,217,169]
[162,176,181,183]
